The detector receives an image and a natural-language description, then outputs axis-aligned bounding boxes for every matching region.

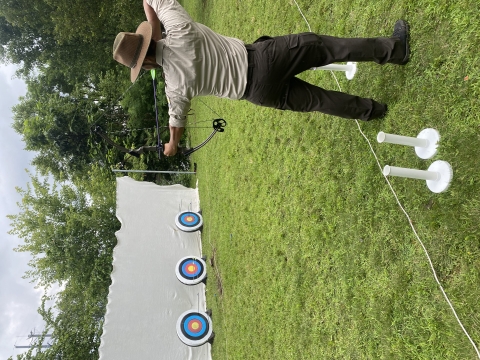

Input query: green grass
[181,0,480,358]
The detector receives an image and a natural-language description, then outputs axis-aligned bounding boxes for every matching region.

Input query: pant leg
[282,77,386,120]
[311,35,403,66]
[265,33,402,80]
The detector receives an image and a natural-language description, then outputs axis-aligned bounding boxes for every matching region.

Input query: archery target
[175,211,203,232]
[176,310,213,347]
[175,256,207,285]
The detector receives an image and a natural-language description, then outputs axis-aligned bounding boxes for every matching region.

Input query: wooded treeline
[2,0,188,358]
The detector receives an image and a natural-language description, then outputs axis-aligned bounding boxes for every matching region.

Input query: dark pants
[241,33,404,120]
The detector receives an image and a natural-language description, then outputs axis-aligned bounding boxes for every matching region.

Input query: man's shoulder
[149,0,193,28]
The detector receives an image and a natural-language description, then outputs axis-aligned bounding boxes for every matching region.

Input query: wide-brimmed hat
[113,21,152,82]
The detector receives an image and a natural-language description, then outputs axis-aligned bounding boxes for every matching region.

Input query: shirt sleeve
[166,92,190,128]
[146,0,192,31]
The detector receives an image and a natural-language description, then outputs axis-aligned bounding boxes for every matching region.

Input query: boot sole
[401,21,410,65]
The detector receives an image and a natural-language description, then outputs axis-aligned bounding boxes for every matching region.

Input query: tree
[8,169,118,287]
[9,167,118,359]
[0,0,56,77]
[12,87,102,180]
[0,0,144,82]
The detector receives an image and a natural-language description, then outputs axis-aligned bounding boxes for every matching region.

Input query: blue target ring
[181,259,202,279]
[175,211,203,232]
[176,310,213,347]
[182,314,208,339]
[175,256,207,285]
[180,212,200,226]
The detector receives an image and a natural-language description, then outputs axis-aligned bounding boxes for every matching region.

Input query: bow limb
[151,70,163,159]
[181,118,226,156]
[92,126,141,158]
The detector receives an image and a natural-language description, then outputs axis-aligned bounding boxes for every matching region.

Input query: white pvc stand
[312,62,357,80]
[377,128,440,159]
[383,160,453,193]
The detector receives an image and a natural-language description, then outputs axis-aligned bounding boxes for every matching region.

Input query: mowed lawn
[181,0,480,358]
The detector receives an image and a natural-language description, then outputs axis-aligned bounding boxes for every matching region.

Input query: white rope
[292,0,312,32]
[292,1,480,357]
[353,116,480,359]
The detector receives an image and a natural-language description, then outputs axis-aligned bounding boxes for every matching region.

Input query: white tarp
[99,177,212,360]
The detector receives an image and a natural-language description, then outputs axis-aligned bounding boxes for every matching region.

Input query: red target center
[185,216,195,223]
[186,263,198,274]
[188,320,202,333]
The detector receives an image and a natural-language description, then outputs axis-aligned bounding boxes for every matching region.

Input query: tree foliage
[9,169,118,286]
[9,167,119,360]
[0,0,142,82]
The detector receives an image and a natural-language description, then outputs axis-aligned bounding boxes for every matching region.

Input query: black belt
[241,44,255,100]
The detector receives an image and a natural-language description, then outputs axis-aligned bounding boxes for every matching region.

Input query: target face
[176,310,213,347]
[175,257,207,285]
[175,211,203,232]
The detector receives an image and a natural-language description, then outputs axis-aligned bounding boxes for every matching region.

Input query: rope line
[292,0,480,357]
[197,98,224,119]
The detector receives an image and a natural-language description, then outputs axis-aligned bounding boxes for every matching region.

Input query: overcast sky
[0,64,49,359]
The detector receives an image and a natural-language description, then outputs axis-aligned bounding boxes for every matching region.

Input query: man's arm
[143,0,162,41]
[163,125,185,156]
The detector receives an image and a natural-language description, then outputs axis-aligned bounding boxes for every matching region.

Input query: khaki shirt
[148,0,248,127]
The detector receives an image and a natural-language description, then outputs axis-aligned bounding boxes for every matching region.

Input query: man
[113,0,410,156]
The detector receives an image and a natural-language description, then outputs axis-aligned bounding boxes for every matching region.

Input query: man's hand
[164,125,185,156]
[163,142,178,156]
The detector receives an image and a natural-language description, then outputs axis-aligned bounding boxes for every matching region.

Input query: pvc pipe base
[415,128,440,159]
[426,160,453,193]
[311,62,357,80]
[345,62,357,80]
